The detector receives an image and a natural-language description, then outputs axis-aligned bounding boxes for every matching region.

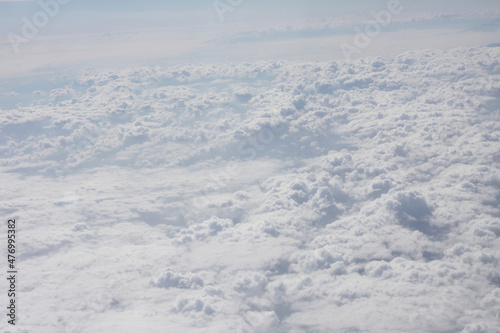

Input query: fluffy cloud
[0,46,499,332]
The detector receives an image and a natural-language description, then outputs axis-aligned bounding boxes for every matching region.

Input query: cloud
[0,45,499,332]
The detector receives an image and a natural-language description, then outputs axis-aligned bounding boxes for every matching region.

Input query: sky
[1,45,499,332]
[1,1,500,332]
[0,0,499,78]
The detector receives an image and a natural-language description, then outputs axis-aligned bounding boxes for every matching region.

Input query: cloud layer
[0,45,499,332]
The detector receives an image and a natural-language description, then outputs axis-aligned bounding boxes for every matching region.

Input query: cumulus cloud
[1,46,499,332]
[150,268,204,289]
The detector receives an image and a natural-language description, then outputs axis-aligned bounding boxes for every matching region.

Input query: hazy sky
[0,0,499,77]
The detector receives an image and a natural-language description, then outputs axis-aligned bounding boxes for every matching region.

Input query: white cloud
[0,45,499,332]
